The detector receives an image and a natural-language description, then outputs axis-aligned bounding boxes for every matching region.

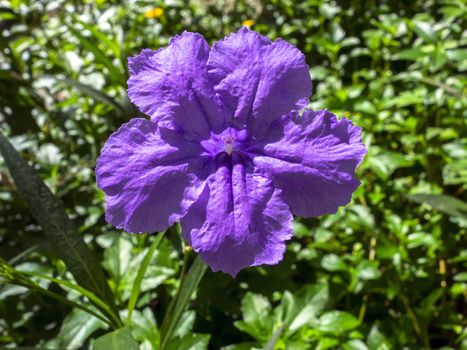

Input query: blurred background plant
[0,0,466,349]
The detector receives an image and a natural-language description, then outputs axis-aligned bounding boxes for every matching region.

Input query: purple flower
[96,28,366,276]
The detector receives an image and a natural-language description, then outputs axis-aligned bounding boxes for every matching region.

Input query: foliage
[0,0,466,349]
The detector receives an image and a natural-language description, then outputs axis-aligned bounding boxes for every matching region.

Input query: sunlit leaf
[94,327,139,350]
[0,131,120,327]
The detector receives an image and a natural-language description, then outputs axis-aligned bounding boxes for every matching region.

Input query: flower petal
[96,118,211,233]
[207,27,312,131]
[181,153,293,276]
[127,32,225,139]
[252,110,367,217]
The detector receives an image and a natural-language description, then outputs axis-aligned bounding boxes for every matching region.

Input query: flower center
[200,128,249,158]
[222,135,235,155]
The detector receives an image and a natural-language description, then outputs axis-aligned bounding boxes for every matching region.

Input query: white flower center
[222,135,235,155]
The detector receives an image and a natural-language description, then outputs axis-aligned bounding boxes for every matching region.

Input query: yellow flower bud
[144,7,164,19]
[242,19,255,28]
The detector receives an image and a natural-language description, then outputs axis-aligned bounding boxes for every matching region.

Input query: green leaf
[343,339,369,350]
[368,151,413,180]
[45,309,107,349]
[413,21,437,43]
[406,232,437,250]
[94,327,139,350]
[58,78,127,116]
[407,194,467,218]
[242,292,272,324]
[173,311,196,338]
[0,259,109,325]
[443,160,467,185]
[454,272,467,282]
[356,260,381,280]
[21,270,121,327]
[123,307,158,348]
[166,333,211,350]
[394,48,425,60]
[103,234,174,304]
[65,23,125,85]
[283,284,329,334]
[317,337,339,350]
[367,324,391,350]
[321,254,348,272]
[75,19,121,59]
[127,233,165,325]
[317,311,360,333]
[0,131,120,327]
[446,49,467,62]
[221,343,262,350]
[159,255,207,350]
[234,292,273,341]
[263,324,285,350]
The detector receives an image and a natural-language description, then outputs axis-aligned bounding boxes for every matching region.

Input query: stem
[159,253,207,350]
[2,279,113,327]
[179,245,192,282]
[126,232,165,325]
[400,291,430,349]
[358,237,376,322]
[418,77,463,97]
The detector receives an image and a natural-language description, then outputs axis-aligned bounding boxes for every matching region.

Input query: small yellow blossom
[144,7,164,19]
[242,19,255,28]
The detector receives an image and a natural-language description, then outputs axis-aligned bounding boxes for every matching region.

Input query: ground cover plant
[0,0,466,349]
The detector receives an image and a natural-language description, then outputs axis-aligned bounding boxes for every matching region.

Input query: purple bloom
[96,28,366,276]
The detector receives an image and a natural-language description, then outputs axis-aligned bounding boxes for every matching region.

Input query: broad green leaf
[406,232,438,250]
[317,337,339,350]
[443,160,467,185]
[0,131,120,326]
[356,261,381,280]
[413,21,437,43]
[285,284,329,333]
[367,324,391,350]
[321,254,348,272]
[454,272,467,282]
[234,292,273,341]
[45,309,107,349]
[368,151,413,180]
[446,49,467,62]
[394,48,425,60]
[443,140,467,159]
[121,308,158,349]
[159,255,207,350]
[242,292,272,323]
[317,311,360,333]
[382,90,424,108]
[221,343,262,350]
[94,327,139,350]
[173,311,196,338]
[343,339,369,350]
[166,333,211,350]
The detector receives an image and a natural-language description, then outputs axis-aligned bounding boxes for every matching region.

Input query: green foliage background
[0,0,466,349]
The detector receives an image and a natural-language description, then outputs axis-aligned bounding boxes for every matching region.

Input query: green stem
[159,253,207,350]
[179,245,192,282]
[1,279,112,327]
[126,232,165,325]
